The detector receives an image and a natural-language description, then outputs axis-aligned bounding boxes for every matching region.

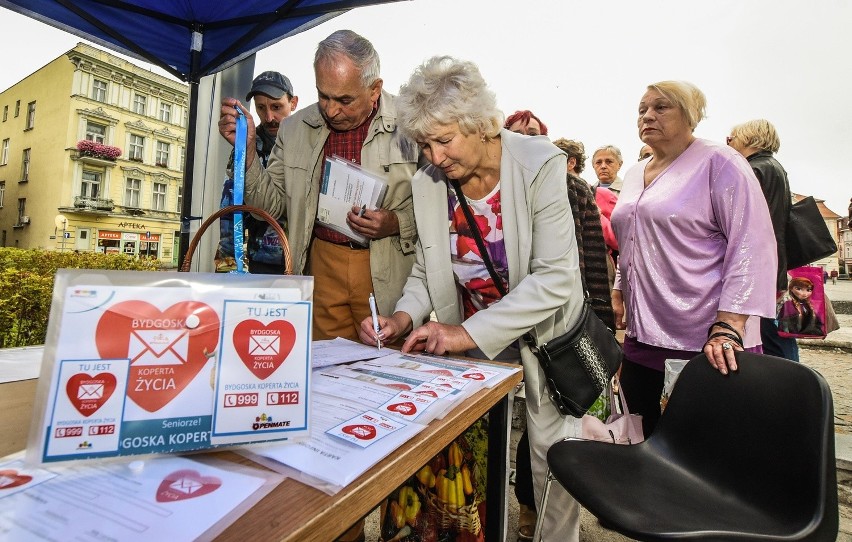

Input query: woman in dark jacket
[728,119,797,360]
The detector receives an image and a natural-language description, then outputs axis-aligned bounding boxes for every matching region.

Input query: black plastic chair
[541,352,838,541]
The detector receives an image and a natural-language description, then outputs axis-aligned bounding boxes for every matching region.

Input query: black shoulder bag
[449,180,622,418]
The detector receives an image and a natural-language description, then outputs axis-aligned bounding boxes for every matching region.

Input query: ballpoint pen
[357,204,367,217]
[369,292,382,349]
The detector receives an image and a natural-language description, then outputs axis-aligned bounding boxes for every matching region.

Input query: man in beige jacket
[218,30,418,342]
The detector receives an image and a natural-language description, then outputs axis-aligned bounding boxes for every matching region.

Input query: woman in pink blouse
[611,80,777,436]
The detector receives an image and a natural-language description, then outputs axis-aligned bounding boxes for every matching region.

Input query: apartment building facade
[0,43,188,266]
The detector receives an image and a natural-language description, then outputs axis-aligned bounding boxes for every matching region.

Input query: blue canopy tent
[0,0,404,265]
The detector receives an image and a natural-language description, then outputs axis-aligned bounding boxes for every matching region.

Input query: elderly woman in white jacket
[358,55,585,542]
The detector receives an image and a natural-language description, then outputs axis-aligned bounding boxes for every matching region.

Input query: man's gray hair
[314,30,380,87]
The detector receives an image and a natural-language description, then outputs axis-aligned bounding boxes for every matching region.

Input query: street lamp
[54,214,67,252]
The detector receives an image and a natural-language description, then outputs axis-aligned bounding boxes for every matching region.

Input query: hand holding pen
[369,293,382,350]
[358,302,413,349]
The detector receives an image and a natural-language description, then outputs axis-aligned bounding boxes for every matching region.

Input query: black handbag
[785,196,837,270]
[449,180,622,418]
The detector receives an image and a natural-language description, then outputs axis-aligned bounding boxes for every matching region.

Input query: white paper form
[311,337,384,369]
[367,352,513,387]
[316,156,387,245]
[0,455,276,542]
[312,370,398,408]
[245,393,424,489]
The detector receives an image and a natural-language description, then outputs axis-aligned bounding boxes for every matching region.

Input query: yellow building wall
[0,43,188,266]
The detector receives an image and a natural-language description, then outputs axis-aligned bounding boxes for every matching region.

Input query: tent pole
[178,29,204,270]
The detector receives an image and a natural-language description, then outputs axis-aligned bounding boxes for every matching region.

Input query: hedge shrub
[0,249,161,348]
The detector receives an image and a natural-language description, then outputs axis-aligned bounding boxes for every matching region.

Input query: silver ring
[722,342,733,351]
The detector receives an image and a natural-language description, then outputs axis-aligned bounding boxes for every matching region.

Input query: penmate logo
[77,440,93,450]
[71,289,98,298]
[252,413,290,430]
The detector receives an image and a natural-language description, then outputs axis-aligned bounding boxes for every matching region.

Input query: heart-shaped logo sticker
[341,424,377,440]
[0,469,32,490]
[415,390,439,398]
[66,372,117,417]
[462,372,485,380]
[425,369,454,377]
[96,301,220,413]
[156,469,222,502]
[232,319,296,380]
[386,402,417,415]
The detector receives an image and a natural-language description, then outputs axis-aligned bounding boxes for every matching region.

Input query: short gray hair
[314,30,380,87]
[593,145,623,165]
[647,80,706,131]
[397,55,503,142]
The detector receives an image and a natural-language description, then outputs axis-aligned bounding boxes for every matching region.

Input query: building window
[155,141,170,167]
[17,198,25,224]
[176,185,182,213]
[133,94,147,115]
[0,181,4,207]
[92,79,108,102]
[85,121,106,143]
[81,171,101,199]
[128,134,144,161]
[159,102,171,123]
[21,148,30,182]
[1,139,8,165]
[14,100,20,117]
[180,146,186,171]
[125,177,141,207]
[153,182,167,211]
[25,101,35,129]
[2,106,7,122]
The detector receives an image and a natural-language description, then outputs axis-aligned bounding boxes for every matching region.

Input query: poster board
[26,270,313,465]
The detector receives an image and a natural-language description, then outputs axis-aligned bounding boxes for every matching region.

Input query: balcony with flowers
[74,140,122,167]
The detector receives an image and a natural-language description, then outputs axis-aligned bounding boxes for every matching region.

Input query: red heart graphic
[66,372,117,417]
[463,372,485,380]
[232,319,296,380]
[425,369,454,377]
[415,390,439,398]
[342,424,377,440]
[387,383,412,391]
[95,301,219,413]
[387,402,417,415]
[0,469,32,490]
[156,469,222,502]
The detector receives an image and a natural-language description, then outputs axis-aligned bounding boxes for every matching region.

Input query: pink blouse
[612,139,776,351]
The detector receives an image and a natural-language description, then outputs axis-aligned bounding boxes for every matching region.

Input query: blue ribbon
[232,107,247,273]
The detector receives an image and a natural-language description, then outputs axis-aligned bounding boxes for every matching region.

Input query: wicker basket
[420,486,482,535]
[180,204,292,274]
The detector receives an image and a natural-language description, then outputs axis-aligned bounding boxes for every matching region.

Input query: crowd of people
[217,29,797,542]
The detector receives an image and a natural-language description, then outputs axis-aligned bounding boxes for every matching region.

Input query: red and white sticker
[327,411,407,448]
[379,390,438,422]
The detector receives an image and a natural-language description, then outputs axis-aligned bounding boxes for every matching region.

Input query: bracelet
[707,321,743,343]
[707,331,744,347]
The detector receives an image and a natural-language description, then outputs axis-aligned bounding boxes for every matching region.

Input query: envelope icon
[249,333,279,356]
[78,383,104,400]
[169,477,203,495]
[129,329,189,366]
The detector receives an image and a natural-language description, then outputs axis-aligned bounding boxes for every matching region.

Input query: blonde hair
[647,80,707,131]
[730,119,781,153]
[397,56,503,142]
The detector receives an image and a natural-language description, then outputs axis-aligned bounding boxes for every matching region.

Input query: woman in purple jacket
[611,80,777,436]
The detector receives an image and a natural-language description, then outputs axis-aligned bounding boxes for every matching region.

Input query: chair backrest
[654,352,836,537]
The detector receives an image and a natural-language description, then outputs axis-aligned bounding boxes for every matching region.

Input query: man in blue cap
[215,71,298,273]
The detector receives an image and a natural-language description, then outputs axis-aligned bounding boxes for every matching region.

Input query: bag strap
[610,376,631,416]
[449,180,545,349]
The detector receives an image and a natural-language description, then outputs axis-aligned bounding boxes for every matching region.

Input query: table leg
[485,392,513,541]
